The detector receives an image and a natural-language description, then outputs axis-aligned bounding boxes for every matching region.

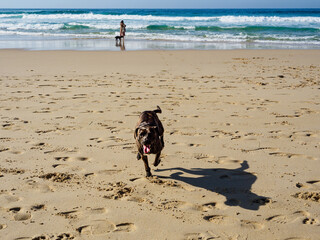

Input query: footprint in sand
[114,223,136,232]
[302,218,318,225]
[54,157,71,161]
[0,192,21,204]
[77,220,116,235]
[0,224,7,230]
[194,201,230,211]
[296,180,320,190]
[25,179,54,193]
[126,196,146,203]
[266,211,310,224]
[30,233,74,240]
[9,207,21,213]
[97,169,122,175]
[52,163,68,169]
[184,231,222,240]
[188,143,204,147]
[87,207,108,215]
[76,157,90,161]
[269,152,317,160]
[241,147,279,153]
[54,156,90,162]
[158,200,188,210]
[57,210,80,219]
[306,180,320,185]
[14,212,32,221]
[57,207,108,220]
[89,137,106,143]
[215,156,242,165]
[55,233,74,239]
[10,150,24,155]
[240,220,264,230]
[0,147,10,152]
[197,202,217,211]
[284,238,312,240]
[31,204,46,211]
[193,153,211,160]
[293,192,320,203]
[203,215,239,225]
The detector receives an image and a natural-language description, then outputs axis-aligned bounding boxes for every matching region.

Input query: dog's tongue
[143,145,151,154]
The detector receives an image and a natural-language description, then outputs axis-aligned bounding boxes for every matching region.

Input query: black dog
[115,36,123,44]
[134,106,164,177]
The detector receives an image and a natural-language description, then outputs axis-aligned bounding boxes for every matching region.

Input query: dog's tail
[153,105,162,114]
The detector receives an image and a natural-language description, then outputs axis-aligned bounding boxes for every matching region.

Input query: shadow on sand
[155,161,270,210]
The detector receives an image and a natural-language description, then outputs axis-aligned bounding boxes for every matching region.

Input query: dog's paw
[153,159,161,167]
[146,172,152,178]
[137,153,141,160]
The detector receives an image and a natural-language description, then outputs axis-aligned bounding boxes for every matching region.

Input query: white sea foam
[0,14,22,18]
[0,23,63,30]
[219,16,320,24]
[18,13,320,25]
[21,13,220,21]
[0,29,319,46]
[0,21,191,31]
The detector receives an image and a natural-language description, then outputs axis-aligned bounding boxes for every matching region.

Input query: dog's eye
[140,131,146,136]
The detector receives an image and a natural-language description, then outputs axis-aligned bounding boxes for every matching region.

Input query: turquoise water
[0,9,319,50]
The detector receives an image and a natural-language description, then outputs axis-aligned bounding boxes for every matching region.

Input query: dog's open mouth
[143,145,151,154]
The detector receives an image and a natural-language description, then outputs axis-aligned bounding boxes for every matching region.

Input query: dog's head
[134,123,160,154]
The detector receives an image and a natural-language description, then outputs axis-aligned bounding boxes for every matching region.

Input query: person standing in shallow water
[120,20,126,41]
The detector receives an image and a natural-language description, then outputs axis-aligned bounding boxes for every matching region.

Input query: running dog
[134,106,164,177]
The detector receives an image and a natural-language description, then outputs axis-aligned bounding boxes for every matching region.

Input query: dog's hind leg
[153,152,161,167]
[142,155,152,177]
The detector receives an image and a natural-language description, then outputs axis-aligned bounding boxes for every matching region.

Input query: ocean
[0,8,320,50]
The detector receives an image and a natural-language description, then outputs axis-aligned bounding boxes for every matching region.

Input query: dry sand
[0,49,319,240]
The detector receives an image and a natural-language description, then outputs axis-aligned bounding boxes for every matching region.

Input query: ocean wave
[61,24,91,30]
[20,13,220,21]
[0,29,114,38]
[219,16,320,24]
[0,23,63,30]
[146,25,186,30]
[16,13,320,24]
[65,23,146,30]
[1,21,318,33]
[195,26,320,32]
[0,14,23,18]
[0,29,319,45]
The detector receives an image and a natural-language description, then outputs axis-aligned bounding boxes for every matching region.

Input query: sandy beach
[0,49,319,240]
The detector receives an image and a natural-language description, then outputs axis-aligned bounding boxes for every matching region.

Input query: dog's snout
[144,138,151,145]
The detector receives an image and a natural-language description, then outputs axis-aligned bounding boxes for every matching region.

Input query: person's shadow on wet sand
[155,161,270,210]
[116,41,125,51]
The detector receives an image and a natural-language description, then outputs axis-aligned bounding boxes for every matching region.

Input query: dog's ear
[134,127,139,139]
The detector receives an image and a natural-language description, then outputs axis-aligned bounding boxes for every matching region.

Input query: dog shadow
[155,161,270,210]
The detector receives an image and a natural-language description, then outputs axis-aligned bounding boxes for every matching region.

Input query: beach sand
[0,49,319,240]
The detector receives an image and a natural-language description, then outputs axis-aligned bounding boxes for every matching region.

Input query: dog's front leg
[160,135,164,147]
[142,155,152,177]
[153,152,161,167]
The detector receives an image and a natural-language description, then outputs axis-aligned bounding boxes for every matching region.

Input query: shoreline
[1,38,320,51]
